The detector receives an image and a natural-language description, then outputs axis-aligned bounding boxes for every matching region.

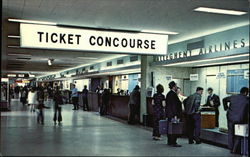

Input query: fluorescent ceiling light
[8,53,31,56]
[77,57,98,60]
[141,30,178,35]
[195,59,249,67]
[8,35,20,38]
[194,7,247,16]
[163,53,249,66]
[8,18,57,25]
[8,46,20,48]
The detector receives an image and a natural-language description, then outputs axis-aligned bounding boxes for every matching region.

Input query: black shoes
[172,144,182,147]
[189,140,194,144]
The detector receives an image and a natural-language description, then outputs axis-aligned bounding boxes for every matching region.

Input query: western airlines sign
[20,23,168,55]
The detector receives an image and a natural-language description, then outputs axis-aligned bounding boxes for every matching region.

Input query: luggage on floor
[159,120,168,135]
[168,122,183,135]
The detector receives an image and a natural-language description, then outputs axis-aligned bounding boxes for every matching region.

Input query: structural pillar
[140,55,153,123]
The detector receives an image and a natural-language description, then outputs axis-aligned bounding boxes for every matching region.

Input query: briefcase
[168,122,183,135]
[159,120,168,135]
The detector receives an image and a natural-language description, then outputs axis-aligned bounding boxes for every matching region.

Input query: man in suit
[223,87,249,154]
[184,87,204,144]
[205,87,221,127]
[165,81,182,147]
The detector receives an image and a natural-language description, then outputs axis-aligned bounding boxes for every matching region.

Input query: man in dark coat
[165,81,182,147]
[128,85,140,124]
[205,87,220,127]
[82,85,89,111]
[223,87,249,154]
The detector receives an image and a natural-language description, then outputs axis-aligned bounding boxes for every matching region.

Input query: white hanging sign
[20,23,168,55]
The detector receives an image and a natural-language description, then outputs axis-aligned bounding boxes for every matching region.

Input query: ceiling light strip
[8,18,57,25]
[194,7,247,16]
[8,35,20,38]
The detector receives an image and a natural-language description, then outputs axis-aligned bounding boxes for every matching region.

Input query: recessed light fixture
[8,46,20,48]
[48,59,54,66]
[8,18,57,25]
[194,7,247,16]
[8,35,20,38]
[77,57,98,60]
[194,59,249,67]
[141,30,179,35]
[8,53,31,56]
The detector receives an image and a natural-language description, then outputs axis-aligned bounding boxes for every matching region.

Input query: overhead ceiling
[1,0,249,77]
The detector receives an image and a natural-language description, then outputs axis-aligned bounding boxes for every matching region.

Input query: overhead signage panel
[20,23,168,55]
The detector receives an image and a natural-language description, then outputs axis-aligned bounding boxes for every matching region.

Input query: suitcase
[168,122,183,135]
[159,120,168,135]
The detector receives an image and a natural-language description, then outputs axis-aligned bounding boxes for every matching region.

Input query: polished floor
[1,99,240,156]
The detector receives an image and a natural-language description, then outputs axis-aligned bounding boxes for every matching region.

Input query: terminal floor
[1,100,240,156]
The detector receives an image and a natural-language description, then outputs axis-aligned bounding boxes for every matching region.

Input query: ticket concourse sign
[20,23,168,55]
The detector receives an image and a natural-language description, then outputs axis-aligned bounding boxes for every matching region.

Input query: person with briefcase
[165,81,183,147]
[152,84,166,140]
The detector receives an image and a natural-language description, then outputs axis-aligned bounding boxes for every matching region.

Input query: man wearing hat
[165,81,182,147]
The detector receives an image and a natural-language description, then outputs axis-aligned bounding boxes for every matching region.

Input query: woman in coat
[28,87,38,112]
[152,84,166,140]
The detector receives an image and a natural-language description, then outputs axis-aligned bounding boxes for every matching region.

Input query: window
[107,61,112,67]
[227,69,249,94]
[130,56,138,62]
[117,59,124,65]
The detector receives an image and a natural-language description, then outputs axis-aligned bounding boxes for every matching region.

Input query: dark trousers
[37,109,44,123]
[53,106,62,122]
[72,97,79,109]
[153,113,164,137]
[227,119,241,153]
[128,104,140,124]
[100,103,107,115]
[215,108,219,127]
[83,97,89,111]
[167,118,178,144]
[186,113,201,142]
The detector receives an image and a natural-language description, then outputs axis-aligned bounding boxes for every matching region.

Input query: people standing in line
[28,87,38,112]
[176,87,187,112]
[223,87,249,154]
[204,87,221,127]
[165,81,182,147]
[82,85,89,111]
[20,86,28,106]
[184,87,204,144]
[100,88,110,116]
[14,85,20,99]
[128,85,140,124]
[71,84,79,110]
[53,87,63,125]
[152,84,166,140]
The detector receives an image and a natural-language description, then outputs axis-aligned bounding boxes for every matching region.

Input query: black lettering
[220,43,223,51]
[214,45,218,52]
[144,40,149,49]
[68,34,73,44]
[46,32,49,43]
[188,50,192,56]
[137,39,142,48]
[199,48,203,55]
[174,53,178,59]
[151,40,156,49]
[121,38,128,47]
[75,34,81,45]
[60,34,66,44]
[241,38,245,47]
[97,37,103,46]
[169,53,173,60]
[179,51,182,58]
[233,40,238,48]
[89,36,96,45]
[37,32,44,42]
[183,51,187,57]
[113,38,119,47]
[105,37,111,47]
[225,41,230,50]
[51,33,58,43]
[209,46,213,53]
[129,39,135,48]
